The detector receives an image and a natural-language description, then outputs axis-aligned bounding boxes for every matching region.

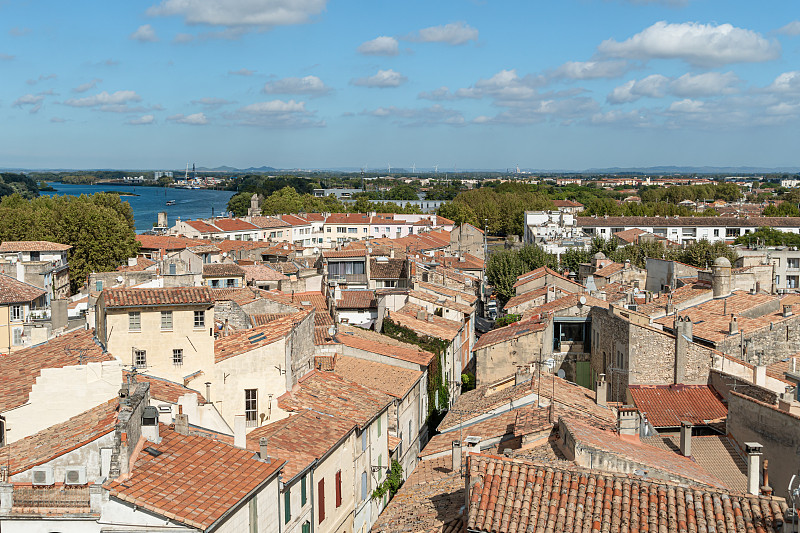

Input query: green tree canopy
[227,192,254,217]
[734,227,800,247]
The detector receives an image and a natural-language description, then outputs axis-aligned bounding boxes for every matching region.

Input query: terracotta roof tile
[0,398,119,475]
[212,218,259,231]
[592,261,625,278]
[629,384,728,428]
[185,219,220,233]
[123,371,205,403]
[388,308,460,341]
[215,310,310,363]
[201,263,246,278]
[105,427,283,530]
[370,258,408,279]
[466,453,787,533]
[472,316,548,351]
[249,216,290,229]
[279,214,311,226]
[324,213,371,225]
[513,266,580,289]
[337,290,377,309]
[552,199,583,208]
[278,370,392,428]
[239,263,288,282]
[520,293,608,319]
[116,257,156,272]
[416,281,477,305]
[102,287,213,308]
[314,326,339,345]
[336,327,435,366]
[210,287,261,306]
[136,235,212,251]
[322,248,367,258]
[332,355,422,399]
[0,328,112,412]
[0,273,47,304]
[408,289,474,315]
[246,409,355,479]
[0,240,72,252]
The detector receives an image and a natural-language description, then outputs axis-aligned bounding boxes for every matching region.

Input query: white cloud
[408,22,478,45]
[590,109,651,126]
[0,53,14,61]
[767,71,800,94]
[191,97,234,108]
[147,0,327,29]
[50,117,67,123]
[598,21,780,67]
[263,75,331,96]
[73,79,102,93]
[64,90,142,110]
[13,94,45,113]
[669,71,740,97]
[130,24,158,42]
[174,33,195,43]
[167,112,208,125]
[418,86,455,101]
[352,69,407,88]
[552,60,632,80]
[233,99,324,127]
[473,96,598,125]
[668,98,705,113]
[27,74,56,85]
[127,114,155,125]
[777,21,800,36]
[229,68,255,76]
[453,69,545,103]
[357,36,399,56]
[361,104,465,127]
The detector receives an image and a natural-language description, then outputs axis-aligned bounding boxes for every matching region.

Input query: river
[42,183,236,233]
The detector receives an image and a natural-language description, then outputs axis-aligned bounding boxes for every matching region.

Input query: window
[211,279,220,288]
[129,312,141,331]
[301,475,307,505]
[134,349,147,368]
[30,251,40,261]
[194,310,205,328]
[318,478,325,524]
[788,276,799,289]
[361,430,367,451]
[789,258,800,270]
[398,432,403,458]
[361,471,368,501]
[169,263,176,275]
[337,226,346,233]
[10,305,23,321]
[96,280,103,292]
[335,470,342,508]
[302,522,310,533]
[161,311,173,330]
[713,229,720,237]
[245,389,258,427]
[12,328,23,346]
[226,278,236,288]
[377,414,381,437]
[363,227,368,233]
[348,227,357,234]
[326,227,331,232]
[173,349,183,366]
[284,489,291,524]
[378,455,382,480]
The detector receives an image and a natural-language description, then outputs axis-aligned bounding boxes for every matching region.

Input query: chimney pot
[679,421,692,457]
[205,382,211,403]
[259,437,271,464]
[234,415,246,448]
[745,442,763,496]
[729,316,738,335]
[783,304,793,317]
[451,441,462,472]
[175,413,189,435]
[596,374,608,407]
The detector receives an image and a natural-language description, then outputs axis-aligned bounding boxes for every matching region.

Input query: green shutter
[377,415,381,437]
[284,489,291,524]
[301,476,307,505]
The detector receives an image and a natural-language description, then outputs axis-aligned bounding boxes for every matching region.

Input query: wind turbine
[434,164,439,174]
[411,163,416,174]
[387,163,391,174]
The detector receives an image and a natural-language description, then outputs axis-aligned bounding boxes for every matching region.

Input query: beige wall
[315,432,357,533]
[279,469,313,533]
[215,474,281,533]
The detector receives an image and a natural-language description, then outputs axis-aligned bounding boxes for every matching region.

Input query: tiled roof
[279,214,311,226]
[466,453,788,533]
[324,213,371,224]
[322,248,367,258]
[472,316,548,351]
[592,261,625,278]
[210,287,261,306]
[438,253,484,271]
[185,219,220,233]
[628,384,727,428]
[766,356,797,383]
[240,263,289,282]
[520,293,608,319]
[123,371,205,403]
[0,328,112,412]
[503,286,550,311]
[249,215,289,228]
[643,435,747,493]
[0,398,119,475]
[116,257,156,272]
[420,409,518,459]
[102,287,213,308]
[332,355,422,399]
[337,289,377,309]
[416,281,477,305]
[269,261,300,274]
[136,235,211,251]
[246,409,355,479]
[408,289,475,315]
[578,215,800,227]
[201,263,246,278]
[370,258,407,279]
[336,327,435,366]
[186,244,220,254]
[212,218,259,231]
[388,435,401,451]
[105,426,284,530]
[561,417,726,489]
[0,273,47,304]
[278,370,392,429]
[552,199,583,208]
[389,308,460,341]
[371,455,464,533]
[215,239,271,253]
[613,227,647,244]
[215,310,309,363]
[513,266,580,289]
[0,240,72,252]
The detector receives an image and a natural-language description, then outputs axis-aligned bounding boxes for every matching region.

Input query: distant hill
[581,166,800,175]
[196,165,278,173]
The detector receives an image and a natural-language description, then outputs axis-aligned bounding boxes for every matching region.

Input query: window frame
[10,305,23,322]
[245,389,258,426]
[134,349,147,369]
[128,311,141,332]
[160,310,173,331]
[194,310,205,328]
[172,348,183,366]
[335,470,342,508]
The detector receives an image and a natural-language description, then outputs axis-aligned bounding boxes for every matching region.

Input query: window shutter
[301,475,307,505]
[335,470,342,507]
[318,478,325,523]
[284,489,291,524]
[361,471,368,501]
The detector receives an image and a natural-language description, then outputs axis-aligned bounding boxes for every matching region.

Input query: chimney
[596,374,608,407]
[617,408,640,438]
[674,316,690,384]
[205,382,211,403]
[259,437,271,464]
[451,440,462,472]
[234,415,246,448]
[745,442,763,496]
[783,304,793,318]
[175,413,189,435]
[729,316,738,335]
[753,365,767,387]
[464,435,481,456]
[390,248,395,259]
[128,257,137,267]
[416,309,428,321]
[762,459,772,496]
[141,406,161,443]
[679,421,692,457]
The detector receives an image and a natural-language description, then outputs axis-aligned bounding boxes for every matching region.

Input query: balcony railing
[12,485,90,510]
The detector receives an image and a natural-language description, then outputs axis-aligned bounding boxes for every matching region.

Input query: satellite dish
[579,295,587,305]
[116,276,124,282]
[327,325,336,337]
[557,369,566,379]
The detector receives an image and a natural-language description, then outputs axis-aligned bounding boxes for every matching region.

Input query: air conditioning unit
[32,465,55,486]
[65,466,87,485]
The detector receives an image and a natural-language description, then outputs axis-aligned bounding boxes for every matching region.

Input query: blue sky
[1,0,799,170]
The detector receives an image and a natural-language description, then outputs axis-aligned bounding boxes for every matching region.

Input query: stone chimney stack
[679,421,692,457]
[783,304,793,318]
[259,437,271,464]
[711,257,732,299]
[596,374,608,407]
[745,442,763,496]
[451,440,462,472]
[729,316,738,335]
[174,413,189,435]
[674,316,691,384]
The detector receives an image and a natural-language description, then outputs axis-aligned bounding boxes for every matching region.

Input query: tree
[560,248,591,274]
[385,184,418,201]
[486,250,527,306]
[227,192,253,217]
[677,239,738,268]
[734,227,800,247]
[0,193,140,292]
[437,202,475,226]
[517,244,558,272]
[763,202,800,217]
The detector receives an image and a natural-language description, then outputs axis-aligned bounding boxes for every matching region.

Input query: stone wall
[474,328,549,386]
[287,310,315,388]
[717,314,800,366]
[708,369,778,405]
[727,392,800,499]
